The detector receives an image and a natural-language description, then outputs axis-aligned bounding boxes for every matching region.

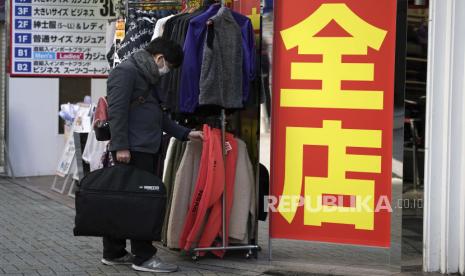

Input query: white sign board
[73,104,92,133]
[11,0,117,77]
[56,131,75,177]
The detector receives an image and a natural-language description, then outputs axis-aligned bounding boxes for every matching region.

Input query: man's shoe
[131,257,178,273]
[101,253,134,265]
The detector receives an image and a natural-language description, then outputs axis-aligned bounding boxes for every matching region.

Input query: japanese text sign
[270,0,397,247]
[11,0,117,77]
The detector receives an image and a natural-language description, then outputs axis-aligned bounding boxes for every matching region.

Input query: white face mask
[158,58,170,76]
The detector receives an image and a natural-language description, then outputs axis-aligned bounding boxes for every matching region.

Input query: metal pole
[221,109,227,248]
[193,244,260,252]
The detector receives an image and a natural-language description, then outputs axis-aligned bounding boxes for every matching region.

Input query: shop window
[58,78,91,134]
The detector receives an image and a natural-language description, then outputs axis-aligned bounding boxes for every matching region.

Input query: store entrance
[401,0,428,271]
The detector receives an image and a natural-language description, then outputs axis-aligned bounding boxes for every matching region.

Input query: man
[104,38,203,273]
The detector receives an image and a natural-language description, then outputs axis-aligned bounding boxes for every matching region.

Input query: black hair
[145,37,184,68]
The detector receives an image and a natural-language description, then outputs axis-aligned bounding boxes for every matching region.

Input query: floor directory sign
[10,0,116,77]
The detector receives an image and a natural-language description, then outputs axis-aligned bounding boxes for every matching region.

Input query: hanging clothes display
[154,1,259,258]
[228,139,256,243]
[107,7,179,67]
[199,7,243,110]
[151,14,176,39]
[164,124,257,254]
[166,140,202,248]
[108,0,261,259]
[161,138,187,246]
[178,125,238,253]
[158,5,211,112]
[116,18,156,63]
[179,4,255,114]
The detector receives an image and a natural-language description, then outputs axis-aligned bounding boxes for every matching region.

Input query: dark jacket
[107,52,190,154]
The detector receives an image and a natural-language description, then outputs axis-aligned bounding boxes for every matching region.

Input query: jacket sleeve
[107,65,136,151]
[162,113,191,141]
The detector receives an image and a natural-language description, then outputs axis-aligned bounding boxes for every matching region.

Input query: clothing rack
[191,110,260,260]
[190,0,261,259]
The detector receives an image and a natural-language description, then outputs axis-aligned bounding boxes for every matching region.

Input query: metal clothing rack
[191,110,260,260]
[122,0,260,259]
[191,0,261,259]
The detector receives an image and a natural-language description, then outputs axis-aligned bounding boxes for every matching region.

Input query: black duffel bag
[74,164,166,240]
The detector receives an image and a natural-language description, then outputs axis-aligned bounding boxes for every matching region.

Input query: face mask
[158,58,170,76]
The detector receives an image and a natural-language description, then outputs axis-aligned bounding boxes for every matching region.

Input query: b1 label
[15,62,32,73]
[14,47,32,58]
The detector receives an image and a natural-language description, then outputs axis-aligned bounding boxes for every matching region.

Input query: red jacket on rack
[179,124,238,256]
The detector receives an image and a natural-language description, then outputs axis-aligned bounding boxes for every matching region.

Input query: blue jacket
[179,5,255,113]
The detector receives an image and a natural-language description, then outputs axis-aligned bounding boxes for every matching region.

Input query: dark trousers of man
[103,151,159,266]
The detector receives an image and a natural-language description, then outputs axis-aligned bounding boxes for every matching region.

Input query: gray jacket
[107,50,190,154]
[199,7,243,109]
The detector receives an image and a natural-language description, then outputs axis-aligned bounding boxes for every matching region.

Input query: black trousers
[103,151,159,265]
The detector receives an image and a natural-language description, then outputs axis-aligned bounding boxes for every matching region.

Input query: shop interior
[401,0,428,270]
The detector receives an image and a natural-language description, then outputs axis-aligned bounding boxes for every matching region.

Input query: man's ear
[154,54,163,66]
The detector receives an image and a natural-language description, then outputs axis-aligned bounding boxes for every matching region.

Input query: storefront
[267,0,464,274]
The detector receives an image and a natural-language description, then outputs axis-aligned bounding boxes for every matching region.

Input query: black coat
[107,56,190,154]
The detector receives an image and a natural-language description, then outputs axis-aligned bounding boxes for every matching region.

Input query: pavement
[0,132,438,276]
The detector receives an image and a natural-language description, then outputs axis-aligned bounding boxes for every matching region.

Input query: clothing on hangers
[179,125,238,253]
[178,5,255,113]
[166,140,203,248]
[116,19,155,63]
[152,14,176,40]
[177,4,220,114]
[159,121,258,253]
[195,133,238,258]
[228,138,256,243]
[161,139,188,246]
[157,6,208,112]
[199,6,243,110]
[107,8,179,68]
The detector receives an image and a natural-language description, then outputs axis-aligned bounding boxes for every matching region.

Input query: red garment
[197,133,238,257]
[179,125,238,256]
[179,125,224,249]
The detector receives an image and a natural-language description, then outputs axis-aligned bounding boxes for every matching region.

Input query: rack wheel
[191,251,200,261]
[245,249,253,259]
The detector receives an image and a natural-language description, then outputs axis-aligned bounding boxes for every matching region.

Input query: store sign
[232,0,260,33]
[10,0,117,77]
[270,0,397,247]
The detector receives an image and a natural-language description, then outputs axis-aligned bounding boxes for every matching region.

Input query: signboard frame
[9,0,114,78]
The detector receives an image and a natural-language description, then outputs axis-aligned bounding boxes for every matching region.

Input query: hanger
[141,16,154,23]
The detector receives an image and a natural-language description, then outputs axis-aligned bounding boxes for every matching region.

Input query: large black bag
[74,164,166,240]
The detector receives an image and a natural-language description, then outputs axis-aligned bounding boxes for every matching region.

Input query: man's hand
[116,150,131,163]
[188,131,204,141]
